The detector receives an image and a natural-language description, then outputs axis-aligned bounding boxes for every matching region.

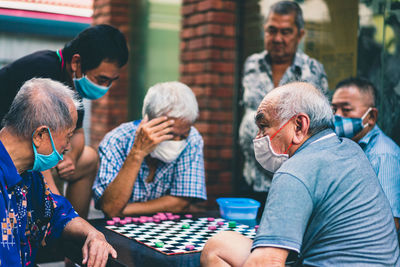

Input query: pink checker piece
[165,212,172,216]
[139,218,147,223]
[255,225,259,231]
[208,225,217,230]
[124,217,132,223]
[153,215,160,219]
[106,220,115,226]
[185,244,195,251]
[119,220,127,225]
[184,214,193,219]
[147,218,154,222]
[173,215,180,219]
[207,217,215,222]
[217,221,224,226]
[112,217,120,222]
[132,218,139,223]
[153,219,160,223]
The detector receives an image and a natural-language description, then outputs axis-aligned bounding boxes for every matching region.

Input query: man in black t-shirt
[0,24,129,218]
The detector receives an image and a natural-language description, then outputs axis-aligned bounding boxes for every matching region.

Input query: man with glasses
[332,77,400,230]
[239,1,328,212]
[0,24,129,219]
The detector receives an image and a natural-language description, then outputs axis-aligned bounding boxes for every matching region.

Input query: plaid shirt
[93,120,207,207]
[239,50,329,192]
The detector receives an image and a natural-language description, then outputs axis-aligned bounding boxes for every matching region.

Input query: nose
[335,109,343,116]
[273,32,283,42]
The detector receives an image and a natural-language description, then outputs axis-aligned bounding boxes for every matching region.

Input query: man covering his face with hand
[92,81,207,218]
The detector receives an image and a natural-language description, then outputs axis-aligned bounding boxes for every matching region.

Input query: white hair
[2,78,82,138]
[142,81,198,123]
[263,82,334,134]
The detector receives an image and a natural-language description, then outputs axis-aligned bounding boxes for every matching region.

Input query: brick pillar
[91,0,131,147]
[180,0,237,208]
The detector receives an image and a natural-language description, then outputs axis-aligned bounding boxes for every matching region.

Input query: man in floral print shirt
[0,78,116,267]
[239,1,328,210]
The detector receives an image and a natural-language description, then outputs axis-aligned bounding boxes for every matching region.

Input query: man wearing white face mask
[93,81,207,217]
[332,77,400,230]
[201,82,399,266]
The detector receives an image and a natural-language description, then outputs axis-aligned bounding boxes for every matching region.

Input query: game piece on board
[207,217,215,222]
[119,220,127,225]
[173,215,180,219]
[106,220,115,226]
[182,223,190,229]
[217,221,224,226]
[155,242,164,248]
[112,217,120,222]
[228,221,236,228]
[208,225,217,230]
[185,244,195,251]
[125,217,132,223]
[184,214,193,218]
[255,225,259,231]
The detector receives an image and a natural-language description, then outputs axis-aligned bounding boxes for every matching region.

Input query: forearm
[67,128,85,161]
[100,151,145,217]
[121,195,190,216]
[243,247,288,267]
[62,217,102,243]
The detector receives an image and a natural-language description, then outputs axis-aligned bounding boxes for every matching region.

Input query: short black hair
[63,24,129,72]
[335,77,378,107]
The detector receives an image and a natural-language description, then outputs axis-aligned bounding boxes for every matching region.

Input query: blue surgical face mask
[29,128,63,172]
[73,74,110,100]
[334,107,372,139]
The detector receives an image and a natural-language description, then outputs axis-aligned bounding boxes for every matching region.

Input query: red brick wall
[180,0,237,208]
[91,0,130,147]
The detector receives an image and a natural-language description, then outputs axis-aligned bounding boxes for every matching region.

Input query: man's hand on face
[56,154,76,181]
[131,116,174,158]
[81,230,117,267]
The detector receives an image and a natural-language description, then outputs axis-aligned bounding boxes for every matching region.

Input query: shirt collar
[358,125,379,148]
[0,140,22,188]
[294,128,336,155]
[264,49,304,71]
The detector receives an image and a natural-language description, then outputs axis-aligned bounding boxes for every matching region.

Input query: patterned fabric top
[93,120,207,208]
[239,50,329,192]
[0,141,78,266]
[359,125,400,218]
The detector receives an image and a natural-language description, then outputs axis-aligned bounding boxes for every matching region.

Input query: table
[63,210,251,267]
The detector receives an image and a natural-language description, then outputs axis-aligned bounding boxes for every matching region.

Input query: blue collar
[294,128,336,155]
[0,140,22,188]
[358,125,379,147]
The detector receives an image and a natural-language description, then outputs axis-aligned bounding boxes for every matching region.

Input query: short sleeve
[170,129,207,201]
[375,154,400,218]
[92,130,130,207]
[252,173,313,253]
[46,194,78,243]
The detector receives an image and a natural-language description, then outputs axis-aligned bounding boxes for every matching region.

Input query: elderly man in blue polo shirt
[201,82,399,266]
[332,77,400,230]
[93,81,206,218]
[0,78,116,267]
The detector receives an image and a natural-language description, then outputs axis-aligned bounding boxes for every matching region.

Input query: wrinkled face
[84,61,120,87]
[331,86,370,118]
[255,101,293,154]
[264,12,303,63]
[168,118,192,141]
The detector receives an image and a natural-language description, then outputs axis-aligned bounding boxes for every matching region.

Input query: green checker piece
[228,221,236,228]
[182,223,190,229]
[155,242,164,248]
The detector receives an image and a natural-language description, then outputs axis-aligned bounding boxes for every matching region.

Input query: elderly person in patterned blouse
[239,1,328,211]
[0,78,116,267]
[93,81,206,218]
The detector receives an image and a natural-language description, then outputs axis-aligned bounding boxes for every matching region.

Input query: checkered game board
[106,217,257,255]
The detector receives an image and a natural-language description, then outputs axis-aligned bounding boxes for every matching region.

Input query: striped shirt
[359,125,400,218]
[92,120,207,207]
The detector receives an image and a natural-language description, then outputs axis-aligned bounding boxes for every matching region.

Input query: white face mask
[150,140,187,163]
[253,135,289,173]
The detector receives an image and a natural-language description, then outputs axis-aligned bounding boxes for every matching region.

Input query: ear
[32,126,48,147]
[70,54,82,76]
[366,108,378,127]
[292,113,310,145]
[298,28,305,40]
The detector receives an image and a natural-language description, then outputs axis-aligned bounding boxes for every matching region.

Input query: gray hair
[142,81,198,123]
[2,78,82,138]
[266,1,304,31]
[263,82,333,135]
